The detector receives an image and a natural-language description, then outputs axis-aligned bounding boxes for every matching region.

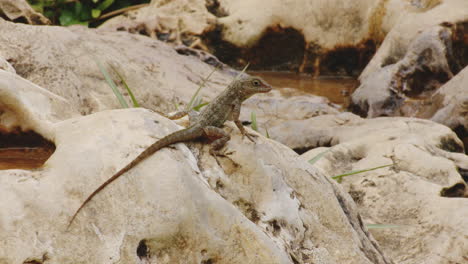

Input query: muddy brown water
[250,71,359,105]
[0,147,54,170]
[0,130,55,170]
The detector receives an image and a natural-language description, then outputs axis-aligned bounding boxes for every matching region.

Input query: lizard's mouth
[260,84,272,92]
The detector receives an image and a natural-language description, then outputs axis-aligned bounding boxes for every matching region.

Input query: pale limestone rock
[240,89,340,138]
[0,56,15,73]
[0,71,391,263]
[0,70,74,138]
[351,25,455,117]
[0,0,50,25]
[431,65,468,134]
[0,20,338,140]
[101,0,216,41]
[361,0,468,80]
[0,19,233,115]
[302,114,468,264]
[99,0,464,74]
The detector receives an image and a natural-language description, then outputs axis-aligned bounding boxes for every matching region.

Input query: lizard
[67,75,272,228]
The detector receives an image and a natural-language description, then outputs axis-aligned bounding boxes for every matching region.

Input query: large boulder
[0,69,391,263]
[101,0,466,75]
[0,19,340,146]
[430,65,468,148]
[302,113,468,264]
[0,19,233,115]
[351,25,456,117]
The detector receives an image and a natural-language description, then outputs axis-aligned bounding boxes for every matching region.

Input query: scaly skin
[67,75,272,228]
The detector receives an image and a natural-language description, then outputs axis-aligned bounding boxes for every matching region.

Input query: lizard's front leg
[232,102,257,142]
[203,126,230,156]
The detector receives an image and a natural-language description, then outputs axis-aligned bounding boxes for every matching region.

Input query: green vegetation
[109,64,139,107]
[96,60,139,108]
[308,149,393,182]
[96,60,129,108]
[27,0,150,26]
[331,164,393,182]
[250,111,258,132]
[366,224,401,229]
[186,66,218,112]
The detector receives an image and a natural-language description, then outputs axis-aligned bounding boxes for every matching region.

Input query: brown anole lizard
[67,75,271,228]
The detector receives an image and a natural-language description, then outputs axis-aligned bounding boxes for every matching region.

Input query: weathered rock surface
[430,65,468,147]
[0,19,338,138]
[0,18,234,115]
[351,22,468,150]
[351,25,456,117]
[0,0,50,25]
[240,88,340,139]
[101,0,467,75]
[0,70,391,263]
[301,113,468,264]
[361,0,468,80]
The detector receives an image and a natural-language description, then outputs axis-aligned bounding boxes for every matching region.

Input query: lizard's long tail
[67,126,204,229]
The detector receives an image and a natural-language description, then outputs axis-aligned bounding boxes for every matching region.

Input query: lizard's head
[237,76,272,98]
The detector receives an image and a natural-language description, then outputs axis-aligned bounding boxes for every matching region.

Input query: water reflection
[250,71,359,105]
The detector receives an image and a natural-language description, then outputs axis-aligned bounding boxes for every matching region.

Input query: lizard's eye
[252,80,261,86]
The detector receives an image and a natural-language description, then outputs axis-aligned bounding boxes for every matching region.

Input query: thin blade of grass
[187,66,218,111]
[251,111,258,131]
[95,59,129,108]
[308,149,332,165]
[265,127,270,138]
[231,63,250,84]
[109,64,139,107]
[366,224,401,229]
[193,102,209,111]
[332,164,393,180]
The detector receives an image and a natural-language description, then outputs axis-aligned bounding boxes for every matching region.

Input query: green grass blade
[95,59,129,108]
[251,111,258,132]
[332,164,393,180]
[187,66,218,111]
[366,224,401,229]
[265,127,270,138]
[193,102,209,111]
[308,149,332,165]
[109,64,139,107]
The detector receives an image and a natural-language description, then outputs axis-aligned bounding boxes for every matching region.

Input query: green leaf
[251,111,258,132]
[308,149,332,165]
[332,164,393,181]
[79,3,92,21]
[97,0,115,11]
[95,59,129,108]
[366,224,401,229]
[59,9,76,26]
[74,2,83,16]
[109,64,140,107]
[91,9,101,18]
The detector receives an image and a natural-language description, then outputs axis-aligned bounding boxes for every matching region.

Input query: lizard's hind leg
[188,110,199,124]
[203,126,230,156]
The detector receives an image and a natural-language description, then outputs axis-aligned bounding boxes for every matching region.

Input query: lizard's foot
[223,150,235,156]
[243,132,258,143]
[209,149,225,157]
